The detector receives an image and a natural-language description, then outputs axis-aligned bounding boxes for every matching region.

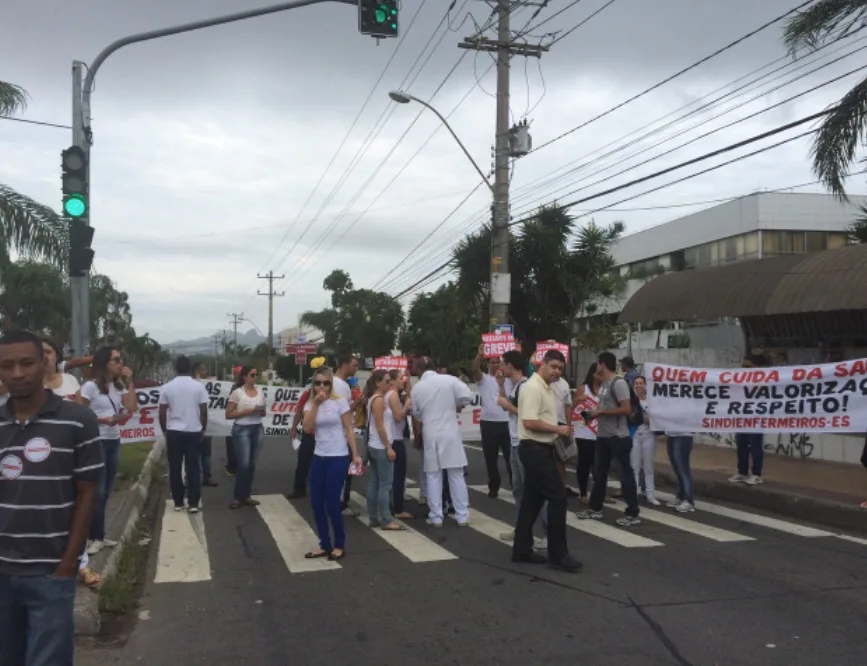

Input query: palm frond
[810,74,867,197]
[0,81,28,117]
[784,0,867,54]
[0,185,68,266]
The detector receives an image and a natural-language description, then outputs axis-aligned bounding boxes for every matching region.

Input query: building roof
[618,242,867,323]
[611,192,867,267]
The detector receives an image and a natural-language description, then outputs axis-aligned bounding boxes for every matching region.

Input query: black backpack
[615,377,644,427]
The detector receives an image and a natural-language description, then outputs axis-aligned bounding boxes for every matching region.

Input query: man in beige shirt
[512,349,582,574]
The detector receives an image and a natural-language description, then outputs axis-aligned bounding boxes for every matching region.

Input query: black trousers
[512,441,569,563]
[575,438,595,496]
[481,420,512,492]
[292,433,316,494]
[589,436,639,516]
[225,436,237,474]
[167,431,202,508]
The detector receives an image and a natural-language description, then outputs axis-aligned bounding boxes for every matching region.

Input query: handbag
[554,432,577,462]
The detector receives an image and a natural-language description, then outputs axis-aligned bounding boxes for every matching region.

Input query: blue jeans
[0,573,76,666]
[735,433,764,477]
[232,424,264,501]
[666,436,695,504]
[201,436,213,482]
[310,454,350,551]
[366,447,395,525]
[510,445,548,533]
[391,439,407,514]
[167,430,203,508]
[89,438,120,540]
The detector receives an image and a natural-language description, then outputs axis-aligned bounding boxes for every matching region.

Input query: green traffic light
[375,8,386,23]
[64,194,87,218]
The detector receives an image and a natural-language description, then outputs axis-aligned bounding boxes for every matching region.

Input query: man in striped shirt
[0,330,104,665]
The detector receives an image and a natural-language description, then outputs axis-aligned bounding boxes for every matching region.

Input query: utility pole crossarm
[458,38,548,58]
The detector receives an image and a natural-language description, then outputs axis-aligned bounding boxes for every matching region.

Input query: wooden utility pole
[257,271,285,354]
[227,312,244,346]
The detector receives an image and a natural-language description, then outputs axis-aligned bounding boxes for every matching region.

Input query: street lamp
[388,90,494,193]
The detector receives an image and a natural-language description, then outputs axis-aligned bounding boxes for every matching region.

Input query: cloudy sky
[2,0,864,344]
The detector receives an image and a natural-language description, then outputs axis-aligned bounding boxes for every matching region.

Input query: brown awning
[618,242,867,323]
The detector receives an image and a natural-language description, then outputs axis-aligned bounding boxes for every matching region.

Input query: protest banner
[118,380,486,444]
[533,341,570,364]
[645,359,867,433]
[481,333,516,359]
[374,356,408,371]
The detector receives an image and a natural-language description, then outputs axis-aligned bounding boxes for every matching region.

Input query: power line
[0,116,71,129]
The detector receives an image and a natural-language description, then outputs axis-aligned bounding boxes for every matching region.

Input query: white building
[276,324,324,353]
[580,192,862,354]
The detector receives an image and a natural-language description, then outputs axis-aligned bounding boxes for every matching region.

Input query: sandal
[381,523,406,531]
[304,550,330,559]
[79,567,101,588]
[244,498,261,506]
[328,549,345,561]
[393,512,414,519]
[229,501,242,509]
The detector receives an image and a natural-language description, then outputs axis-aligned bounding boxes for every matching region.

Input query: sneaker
[103,539,118,548]
[499,531,514,542]
[665,498,681,508]
[425,519,443,528]
[575,510,603,520]
[729,474,747,483]
[188,506,200,514]
[86,540,104,556]
[744,475,763,485]
[173,505,185,512]
[616,515,642,527]
[342,507,359,517]
[675,501,695,513]
[645,494,661,506]
[457,520,471,527]
[533,537,548,552]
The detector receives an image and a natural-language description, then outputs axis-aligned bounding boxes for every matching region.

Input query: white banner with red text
[118,380,486,444]
[645,359,867,433]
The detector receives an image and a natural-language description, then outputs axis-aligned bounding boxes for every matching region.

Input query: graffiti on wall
[765,433,814,459]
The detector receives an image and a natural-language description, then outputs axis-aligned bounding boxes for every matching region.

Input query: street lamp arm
[399,93,494,194]
[80,0,356,129]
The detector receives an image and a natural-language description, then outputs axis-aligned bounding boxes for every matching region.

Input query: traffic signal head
[61,145,88,219]
[358,0,398,38]
[68,217,94,278]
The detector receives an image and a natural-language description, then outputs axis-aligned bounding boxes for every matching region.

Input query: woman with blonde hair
[365,370,405,531]
[303,367,363,561]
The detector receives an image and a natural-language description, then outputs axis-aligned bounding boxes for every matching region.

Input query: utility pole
[227,313,244,346]
[258,271,285,354]
[459,1,547,331]
[212,333,220,377]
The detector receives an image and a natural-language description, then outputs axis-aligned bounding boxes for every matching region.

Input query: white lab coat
[411,371,473,471]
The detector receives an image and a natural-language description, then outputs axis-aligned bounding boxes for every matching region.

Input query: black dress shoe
[548,556,583,574]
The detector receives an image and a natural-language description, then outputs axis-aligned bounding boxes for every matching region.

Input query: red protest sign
[374,356,408,371]
[285,343,318,364]
[481,333,516,359]
[533,341,570,364]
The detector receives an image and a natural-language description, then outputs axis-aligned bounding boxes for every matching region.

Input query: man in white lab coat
[411,356,474,527]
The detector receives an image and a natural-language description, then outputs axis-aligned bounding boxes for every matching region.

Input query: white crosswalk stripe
[404,485,515,543]
[347,491,457,563]
[469,486,664,549]
[154,500,211,584]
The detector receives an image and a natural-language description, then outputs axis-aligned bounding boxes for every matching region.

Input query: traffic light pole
[70,0,359,356]
[70,61,90,359]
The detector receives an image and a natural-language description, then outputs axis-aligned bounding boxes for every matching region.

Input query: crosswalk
[151,480,865,583]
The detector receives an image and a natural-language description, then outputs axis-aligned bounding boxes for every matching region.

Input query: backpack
[615,377,644,427]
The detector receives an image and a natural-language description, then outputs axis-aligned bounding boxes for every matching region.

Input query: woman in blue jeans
[303,368,363,561]
[365,370,405,531]
[225,366,266,509]
[665,431,695,513]
[78,346,138,556]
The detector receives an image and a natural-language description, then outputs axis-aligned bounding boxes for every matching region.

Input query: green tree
[452,205,624,352]
[399,281,481,365]
[784,2,867,197]
[0,82,69,268]
[848,203,867,242]
[302,270,403,358]
[0,261,70,338]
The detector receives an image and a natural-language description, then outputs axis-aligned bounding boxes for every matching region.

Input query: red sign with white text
[374,356,409,371]
[534,341,570,364]
[481,333,516,359]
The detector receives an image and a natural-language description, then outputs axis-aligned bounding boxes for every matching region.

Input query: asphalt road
[78,436,867,666]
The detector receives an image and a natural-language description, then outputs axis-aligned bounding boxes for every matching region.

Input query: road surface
[79,436,867,666]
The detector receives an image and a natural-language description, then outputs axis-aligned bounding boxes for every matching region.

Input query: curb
[74,438,166,636]
[653,465,866,536]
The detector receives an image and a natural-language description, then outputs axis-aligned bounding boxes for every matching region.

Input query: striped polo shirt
[0,391,103,576]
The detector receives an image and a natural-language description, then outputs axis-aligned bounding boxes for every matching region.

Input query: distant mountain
[165,328,266,355]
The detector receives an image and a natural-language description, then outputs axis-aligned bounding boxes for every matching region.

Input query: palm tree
[0,81,68,268]
[784,2,867,197]
[849,203,867,242]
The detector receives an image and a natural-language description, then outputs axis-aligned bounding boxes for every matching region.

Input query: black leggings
[575,438,596,496]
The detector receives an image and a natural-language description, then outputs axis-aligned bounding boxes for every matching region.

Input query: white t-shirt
[366,394,393,450]
[81,380,129,439]
[507,378,527,446]
[551,378,572,424]
[229,386,265,426]
[304,397,350,457]
[50,373,80,400]
[333,376,352,403]
[477,373,511,422]
[159,376,209,432]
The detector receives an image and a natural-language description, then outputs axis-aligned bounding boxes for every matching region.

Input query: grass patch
[114,442,154,491]
[98,512,152,614]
